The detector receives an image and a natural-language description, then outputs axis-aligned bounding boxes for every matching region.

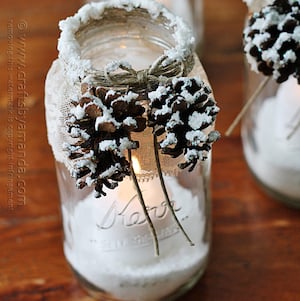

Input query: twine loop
[137,69,149,86]
[84,54,194,91]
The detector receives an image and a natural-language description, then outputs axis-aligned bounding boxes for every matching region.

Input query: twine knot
[85,54,194,91]
[137,69,149,85]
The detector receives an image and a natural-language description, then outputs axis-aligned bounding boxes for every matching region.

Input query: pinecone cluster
[65,77,220,197]
[64,85,146,197]
[244,0,300,83]
[148,77,220,171]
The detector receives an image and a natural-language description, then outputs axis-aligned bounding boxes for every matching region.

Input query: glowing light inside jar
[132,156,141,174]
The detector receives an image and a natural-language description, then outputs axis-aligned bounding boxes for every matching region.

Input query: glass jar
[83,0,204,53]
[242,69,300,208]
[45,2,217,300]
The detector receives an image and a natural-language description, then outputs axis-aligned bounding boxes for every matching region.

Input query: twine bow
[84,54,194,90]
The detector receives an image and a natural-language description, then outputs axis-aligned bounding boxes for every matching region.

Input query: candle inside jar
[62,158,209,300]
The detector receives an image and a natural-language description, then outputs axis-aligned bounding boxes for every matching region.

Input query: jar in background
[242,69,300,208]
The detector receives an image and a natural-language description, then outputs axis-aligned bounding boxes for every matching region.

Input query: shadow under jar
[45,1,217,300]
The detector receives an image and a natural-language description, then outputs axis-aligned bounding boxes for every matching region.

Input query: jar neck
[77,8,176,70]
[58,2,195,86]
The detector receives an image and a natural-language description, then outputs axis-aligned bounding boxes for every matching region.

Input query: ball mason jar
[242,69,300,208]
[45,1,218,300]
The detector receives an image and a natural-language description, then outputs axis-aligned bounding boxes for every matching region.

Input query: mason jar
[45,1,219,300]
[242,69,300,208]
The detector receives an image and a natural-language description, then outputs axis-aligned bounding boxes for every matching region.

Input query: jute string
[83,54,195,90]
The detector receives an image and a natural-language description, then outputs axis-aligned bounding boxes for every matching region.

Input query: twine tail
[225,77,270,136]
[128,149,160,256]
[153,135,194,246]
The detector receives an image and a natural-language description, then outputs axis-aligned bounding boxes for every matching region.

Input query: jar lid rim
[57,0,195,83]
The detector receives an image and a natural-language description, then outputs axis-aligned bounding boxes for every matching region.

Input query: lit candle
[62,159,209,300]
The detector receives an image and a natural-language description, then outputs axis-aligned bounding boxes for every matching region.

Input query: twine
[83,54,195,91]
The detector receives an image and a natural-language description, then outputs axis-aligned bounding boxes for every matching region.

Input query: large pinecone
[148,77,220,171]
[244,0,300,83]
[65,86,146,197]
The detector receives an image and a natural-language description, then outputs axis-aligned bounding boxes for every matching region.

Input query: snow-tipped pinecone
[244,0,300,83]
[64,85,146,197]
[148,77,220,171]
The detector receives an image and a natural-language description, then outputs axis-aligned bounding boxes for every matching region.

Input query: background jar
[242,68,300,208]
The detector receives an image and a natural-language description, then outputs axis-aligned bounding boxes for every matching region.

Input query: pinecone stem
[128,149,160,256]
[225,76,270,136]
[153,135,195,246]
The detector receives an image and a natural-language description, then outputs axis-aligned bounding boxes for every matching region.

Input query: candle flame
[132,156,141,173]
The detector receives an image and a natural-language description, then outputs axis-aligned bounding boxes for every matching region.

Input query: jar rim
[57,0,195,83]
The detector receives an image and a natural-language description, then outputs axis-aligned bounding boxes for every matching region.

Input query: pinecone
[148,77,220,171]
[65,85,146,197]
[244,0,300,83]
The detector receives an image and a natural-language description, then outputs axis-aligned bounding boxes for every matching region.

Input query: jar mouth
[76,8,176,70]
[57,0,195,83]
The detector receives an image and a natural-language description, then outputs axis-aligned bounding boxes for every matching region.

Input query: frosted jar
[45,2,216,300]
[242,70,300,207]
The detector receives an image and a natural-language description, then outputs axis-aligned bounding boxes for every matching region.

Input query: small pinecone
[244,0,300,83]
[65,86,146,197]
[148,77,220,171]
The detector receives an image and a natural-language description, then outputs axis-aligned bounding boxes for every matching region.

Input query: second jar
[242,70,300,208]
